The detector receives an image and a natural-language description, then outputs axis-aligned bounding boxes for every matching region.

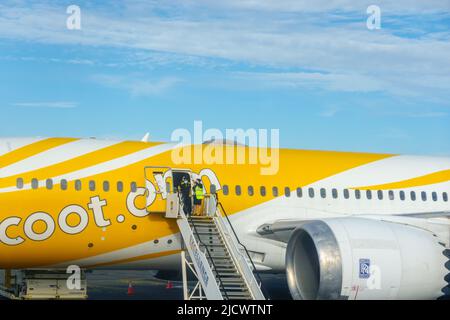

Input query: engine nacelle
[286,218,449,300]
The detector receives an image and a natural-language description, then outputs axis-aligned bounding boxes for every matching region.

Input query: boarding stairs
[167,193,265,300]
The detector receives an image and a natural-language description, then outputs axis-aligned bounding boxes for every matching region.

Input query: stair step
[222,294,251,298]
[191,226,218,231]
[213,264,236,268]
[214,268,237,273]
[221,288,250,292]
[191,226,217,229]
[198,237,223,242]
[215,272,240,276]
[218,279,245,283]
[191,224,216,227]
[190,221,215,224]
[216,274,241,278]
[219,283,246,288]
[222,292,252,298]
[203,249,228,254]
[207,255,230,260]
[194,231,220,235]
[201,243,226,247]
[196,238,223,242]
[211,263,235,268]
[203,246,227,251]
[202,242,226,246]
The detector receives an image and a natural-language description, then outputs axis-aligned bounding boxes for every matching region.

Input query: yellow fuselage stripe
[0,141,160,188]
[0,138,78,169]
[353,169,450,190]
[0,142,396,268]
[85,249,181,269]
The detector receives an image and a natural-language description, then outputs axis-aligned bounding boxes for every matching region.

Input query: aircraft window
[296,187,302,198]
[285,187,291,197]
[355,189,361,199]
[210,184,217,194]
[377,190,383,200]
[388,190,394,200]
[117,181,123,192]
[320,188,326,198]
[332,188,338,199]
[432,192,437,202]
[222,185,229,195]
[248,186,254,196]
[46,179,53,190]
[421,191,427,201]
[31,178,39,190]
[308,188,315,198]
[131,182,137,193]
[410,191,416,201]
[75,180,82,191]
[89,180,96,191]
[272,187,279,197]
[260,186,266,197]
[399,191,405,201]
[235,185,242,196]
[60,179,68,190]
[443,192,448,202]
[343,189,350,199]
[16,178,24,189]
[366,190,372,200]
[103,181,110,192]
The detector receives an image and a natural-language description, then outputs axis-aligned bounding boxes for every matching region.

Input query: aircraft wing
[256,211,450,243]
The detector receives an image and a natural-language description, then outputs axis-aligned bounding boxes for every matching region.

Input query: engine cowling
[286,217,449,300]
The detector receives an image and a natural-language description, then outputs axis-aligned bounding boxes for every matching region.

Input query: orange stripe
[353,169,450,190]
[0,137,78,169]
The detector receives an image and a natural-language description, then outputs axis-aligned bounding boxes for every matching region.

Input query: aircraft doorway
[172,170,193,216]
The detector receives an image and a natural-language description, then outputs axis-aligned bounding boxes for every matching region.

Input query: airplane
[0,136,448,300]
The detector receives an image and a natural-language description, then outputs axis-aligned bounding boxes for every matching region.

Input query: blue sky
[0,0,449,155]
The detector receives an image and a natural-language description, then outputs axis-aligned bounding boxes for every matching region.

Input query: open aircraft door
[144,166,173,214]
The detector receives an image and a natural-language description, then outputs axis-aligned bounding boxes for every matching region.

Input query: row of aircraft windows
[221,185,449,202]
[16,178,138,193]
[14,178,450,203]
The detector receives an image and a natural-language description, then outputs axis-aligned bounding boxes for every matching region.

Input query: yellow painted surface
[353,169,450,190]
[0,140,396,268]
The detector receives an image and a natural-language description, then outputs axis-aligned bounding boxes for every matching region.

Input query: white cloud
[407,112,448,118]
[12,101,77,108]
[91,74,182,96]
[234,71,385,93]
[0,1,449,100]
[319,106,340,118]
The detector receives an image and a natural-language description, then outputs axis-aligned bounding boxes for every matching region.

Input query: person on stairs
[193,178,204,216]
[179,175,192,216]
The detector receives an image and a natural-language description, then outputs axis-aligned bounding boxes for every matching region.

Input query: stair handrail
[176,192,230,300]
[215,197,267,298]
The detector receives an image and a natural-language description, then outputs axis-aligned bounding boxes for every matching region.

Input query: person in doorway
[193,178,204,216]
[179,175,192,216]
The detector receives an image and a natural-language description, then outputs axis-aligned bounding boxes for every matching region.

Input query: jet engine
[285,217,449,300]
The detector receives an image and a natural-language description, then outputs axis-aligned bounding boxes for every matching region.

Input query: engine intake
[286,218,449,300]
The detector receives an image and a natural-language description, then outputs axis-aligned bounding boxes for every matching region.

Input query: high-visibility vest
[194,185,204,200]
